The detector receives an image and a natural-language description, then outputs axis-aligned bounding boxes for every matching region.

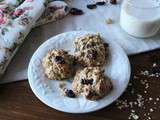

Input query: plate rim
[28,30,131,113]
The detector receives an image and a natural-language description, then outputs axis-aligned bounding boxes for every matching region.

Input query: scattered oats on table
[128,112,139,120]
[116,67,160,120]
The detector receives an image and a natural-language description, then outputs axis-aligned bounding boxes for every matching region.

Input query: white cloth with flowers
[0,0,69,82]
[1,0,160,84]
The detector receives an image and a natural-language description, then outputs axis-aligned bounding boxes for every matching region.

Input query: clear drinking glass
[120,0,160,38]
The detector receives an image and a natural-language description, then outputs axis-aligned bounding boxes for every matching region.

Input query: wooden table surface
[0,49,160,120]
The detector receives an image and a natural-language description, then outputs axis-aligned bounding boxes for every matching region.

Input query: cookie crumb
[59,83,76,98]
[59,82,66,89]
[59,82,66,96]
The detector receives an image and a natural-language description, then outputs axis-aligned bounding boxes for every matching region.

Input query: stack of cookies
[42,34,112,101]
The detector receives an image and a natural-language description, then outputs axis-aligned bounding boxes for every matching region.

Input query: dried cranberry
[110,0,117,4]
[54,56,65,64]
[96,1,106,6]
[87,50,97,60]
[69,8,84,15]
[81,78,93,85]
[65,89,76,98]
[87,4,97,9]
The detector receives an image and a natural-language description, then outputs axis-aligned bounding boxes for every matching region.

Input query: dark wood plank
[0,49,160,120]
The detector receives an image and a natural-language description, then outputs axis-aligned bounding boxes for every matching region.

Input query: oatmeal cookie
[72,67,112,100]
[42,49,75,80]
[74,34,109,66]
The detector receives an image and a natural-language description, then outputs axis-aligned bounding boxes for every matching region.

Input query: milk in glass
[120,0,160,38]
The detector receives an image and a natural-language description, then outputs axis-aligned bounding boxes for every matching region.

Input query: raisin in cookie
[74,34,109,67]
[72,67,112,100]
[42,49,75,80]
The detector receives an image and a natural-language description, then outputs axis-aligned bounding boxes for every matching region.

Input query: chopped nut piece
[59,84,76,98]
[106,18,113,24]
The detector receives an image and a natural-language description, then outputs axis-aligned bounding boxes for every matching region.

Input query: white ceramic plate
[28,31,131,113]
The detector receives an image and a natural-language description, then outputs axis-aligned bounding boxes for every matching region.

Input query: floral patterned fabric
[0,0,46,75]
[0,0,69,76]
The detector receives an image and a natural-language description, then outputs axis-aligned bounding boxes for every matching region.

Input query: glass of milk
[120,0,160,38]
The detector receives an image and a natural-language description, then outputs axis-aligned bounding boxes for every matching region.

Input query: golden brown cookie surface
[74,34,109,67]
[72,67,112,100]
[42,49,75,80]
